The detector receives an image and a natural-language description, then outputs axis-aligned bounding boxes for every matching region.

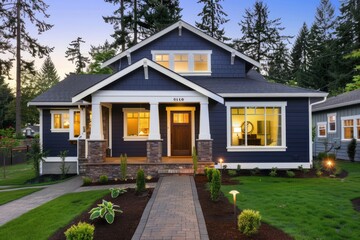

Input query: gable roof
[312,89,360,112]
[101,20,260,69]
[72,58,224,104]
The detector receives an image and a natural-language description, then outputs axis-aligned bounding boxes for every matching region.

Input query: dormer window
[152,50,211,76]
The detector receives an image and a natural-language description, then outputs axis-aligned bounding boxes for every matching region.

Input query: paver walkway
[132,176,209,240]
[0,176,83,226]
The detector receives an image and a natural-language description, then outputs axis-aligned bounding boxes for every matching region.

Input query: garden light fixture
[229,190,239,224]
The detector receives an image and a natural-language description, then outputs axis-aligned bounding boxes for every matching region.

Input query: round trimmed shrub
[82,177,92,186]
[238,209,261,236]
[99,175,108,184]
[64,222,94,240]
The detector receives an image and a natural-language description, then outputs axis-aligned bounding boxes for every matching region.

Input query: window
[317,122,327,138]
[51,110,70,132]
[123,108,150,140]
[226,102,287,151]
[341,115,360,140]
[73,111,81,138]
[327,113,336,133]
[152,50,211,75]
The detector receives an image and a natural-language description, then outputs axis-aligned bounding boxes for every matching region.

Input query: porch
[105,156,194,164]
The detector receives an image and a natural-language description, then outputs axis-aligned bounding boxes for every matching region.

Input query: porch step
[158,168,194,176]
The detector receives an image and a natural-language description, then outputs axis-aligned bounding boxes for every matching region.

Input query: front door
[171,111,191,156]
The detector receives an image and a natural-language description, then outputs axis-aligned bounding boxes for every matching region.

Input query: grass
[0,188,42,205]
[222,161,360,240]
[0,163,35,186]
[0,190,108,240]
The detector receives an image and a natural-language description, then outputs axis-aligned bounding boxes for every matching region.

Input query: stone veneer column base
[196,139,213,162]
[78,139,86,159]
[147,140,163,163]
[87,140,107,163]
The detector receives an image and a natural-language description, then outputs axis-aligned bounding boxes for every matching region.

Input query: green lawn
[0,190,107,240]
[0,188,42,205]
[0,163,35,186]
[222,162,360,240]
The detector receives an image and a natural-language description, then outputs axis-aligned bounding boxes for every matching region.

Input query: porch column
[147,102,162,163]
[90,103,103,140]
[88,103,106,163]
[197,101,212,162]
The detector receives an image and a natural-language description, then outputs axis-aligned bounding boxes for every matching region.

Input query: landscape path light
[219,158,223,175]
[229,190,239,224]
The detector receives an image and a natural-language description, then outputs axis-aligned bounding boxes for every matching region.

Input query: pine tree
[345,49,360,91]
[36,57,60,93]
[267,42,291,84]
[195,0,230,42]
[0,77,14,128]
[65,37,90,74]
[0,0,53,134]
[87,40,116,74]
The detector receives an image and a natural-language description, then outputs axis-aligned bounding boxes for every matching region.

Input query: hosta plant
[109,187,127,198]
[89,200,122,224]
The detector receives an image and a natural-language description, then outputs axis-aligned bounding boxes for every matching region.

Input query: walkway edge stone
[131,177,163,240]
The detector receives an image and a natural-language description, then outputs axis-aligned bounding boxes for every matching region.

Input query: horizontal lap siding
[42,109,77,157]
[210,98,310,163]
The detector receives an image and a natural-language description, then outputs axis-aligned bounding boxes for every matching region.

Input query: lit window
[174,54,189,72]
[173,113,189,123]
[343,119,354,139]
[155,54,169,68]
[327,113,336,132]
[357,119,360,140]
[51,111,70,131]
[73,111,81,137]
[123,108,150,140]
[194,54,208,71]
[317,122,327,138]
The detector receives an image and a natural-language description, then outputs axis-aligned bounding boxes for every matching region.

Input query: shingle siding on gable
[209,98,310,163]
[102,67,192,91]
[112,28,246,78]
[42,109,77,157]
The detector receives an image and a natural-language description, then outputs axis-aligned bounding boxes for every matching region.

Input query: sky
[5,0,341,87]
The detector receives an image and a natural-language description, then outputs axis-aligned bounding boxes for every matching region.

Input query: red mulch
[85,178,159,186]
[49,188,152,240]
[195,175,293,240]
[352,197,360,212]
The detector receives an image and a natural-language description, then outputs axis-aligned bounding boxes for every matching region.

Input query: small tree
[59,150,70,179]
[120,154,127,181]
[347,138,357,162]
[192,146,198,176]
[210,169,221,201]
[136,168,145,193]
[0,127,19,178]
[27,139,46,178]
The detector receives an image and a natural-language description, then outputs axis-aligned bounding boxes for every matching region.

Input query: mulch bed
[25,174,77,184]
[351,197,360,212]
[84,178,159,186]
[49,188,152,240]
[195,175,293,240]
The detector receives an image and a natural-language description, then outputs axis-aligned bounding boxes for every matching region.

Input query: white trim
[327,113,336,133]
[341,115,360,140]
[122,108,150,141]
[43,157,78,162]
[73,58,223,104]
[108,104,113,155]
[225,102,287,152]
[69,109,82,140]
[39,108,43,176]
[220,92,328,98]
[215,162,311,169]
[317,122,327,138]
[166,106,196,156]
[101,20,260,68]
[50,110,70,132]
[28,101,91,106]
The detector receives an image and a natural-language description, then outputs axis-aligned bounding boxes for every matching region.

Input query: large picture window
[123,108,150,141]
[226,102,286,151]
[341,115,360,140]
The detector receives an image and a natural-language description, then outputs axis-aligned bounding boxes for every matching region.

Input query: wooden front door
[171,111,191,156]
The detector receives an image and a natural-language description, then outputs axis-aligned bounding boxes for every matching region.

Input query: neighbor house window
[152,50,211,75]
[317,122,327,138]
[327,113,336,133]
[226,102,287,151]
[123,108,149,140]
[51,110,70,132]
[341,115,360,140]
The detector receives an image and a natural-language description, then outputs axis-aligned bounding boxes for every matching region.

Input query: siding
[112,28,247,78]
[42,109,77,157]
[210,98,310,164]
[312,104,360,161]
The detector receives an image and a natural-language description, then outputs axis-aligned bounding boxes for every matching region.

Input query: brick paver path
[132,176,209,240]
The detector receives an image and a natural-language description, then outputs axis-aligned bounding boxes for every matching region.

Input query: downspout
[309,96,327,167]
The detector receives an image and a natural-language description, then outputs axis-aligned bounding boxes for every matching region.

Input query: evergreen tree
[36,57,60,93]
[345,49,360,91]
[0,77,14,128]
[87,40,116,74]
[267,42,291,84]
[0,0,53,134]
[65,37,90,74]
[195,0,230,42]
[233,0,291,71]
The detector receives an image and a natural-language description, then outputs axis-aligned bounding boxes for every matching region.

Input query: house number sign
[173,98,184,102]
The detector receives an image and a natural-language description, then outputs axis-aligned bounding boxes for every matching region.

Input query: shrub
[317,152,327,161]
[204,167,209,176]
[99,175,108,184]
[347,138,357,162]
[89,200,122,224]
[298,165,309,174]
[26,139,46,178]
[192,146,198,175]
[136,168,146,193]
[286,170,295,178]
[64,222,94,240]
[210,169,221,201]
[59,150,70,179]
[316,170,323,177]
[82,177,92,186]
[236,164,241,175]
[334,166,343,176]
[207,168,215,182]
[109,187,127,198]
[269,167,277,177]
[120,154,127,181]
[250,167,260,176]
[228,169,237,177]
[238,209,261,236]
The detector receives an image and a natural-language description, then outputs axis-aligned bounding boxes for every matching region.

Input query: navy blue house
[29,21,327,177]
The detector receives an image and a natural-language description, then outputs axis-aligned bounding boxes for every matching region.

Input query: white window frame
[123,108,150,141]
[50,110,70,133]
[341,115,360,141]
[151,50,212,76]
[69,109,83,140]
[327,113,336,133]
[225,102,287,152]
[317,122,327,138]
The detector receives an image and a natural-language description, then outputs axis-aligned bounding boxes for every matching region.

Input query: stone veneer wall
[196,140,213,162]
[146,140,162,163]
[87,140,107,163]
[78,139,86,159]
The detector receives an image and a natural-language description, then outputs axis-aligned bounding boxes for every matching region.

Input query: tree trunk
[133,0,138,44]
[121,0,125,52]
[15,0,22,135]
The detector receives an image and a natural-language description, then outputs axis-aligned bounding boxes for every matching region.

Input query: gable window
[123,108,149,141]
[51,110,70,132]
[226,102,287,152]
[152,50,211,75]
[341,115,360,140]
[317,122,327,138]
[327,113,336,133]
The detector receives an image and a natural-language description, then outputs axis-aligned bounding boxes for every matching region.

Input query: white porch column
[148,102,161,140]
[198,102,211,140]
[90,103,103,140]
